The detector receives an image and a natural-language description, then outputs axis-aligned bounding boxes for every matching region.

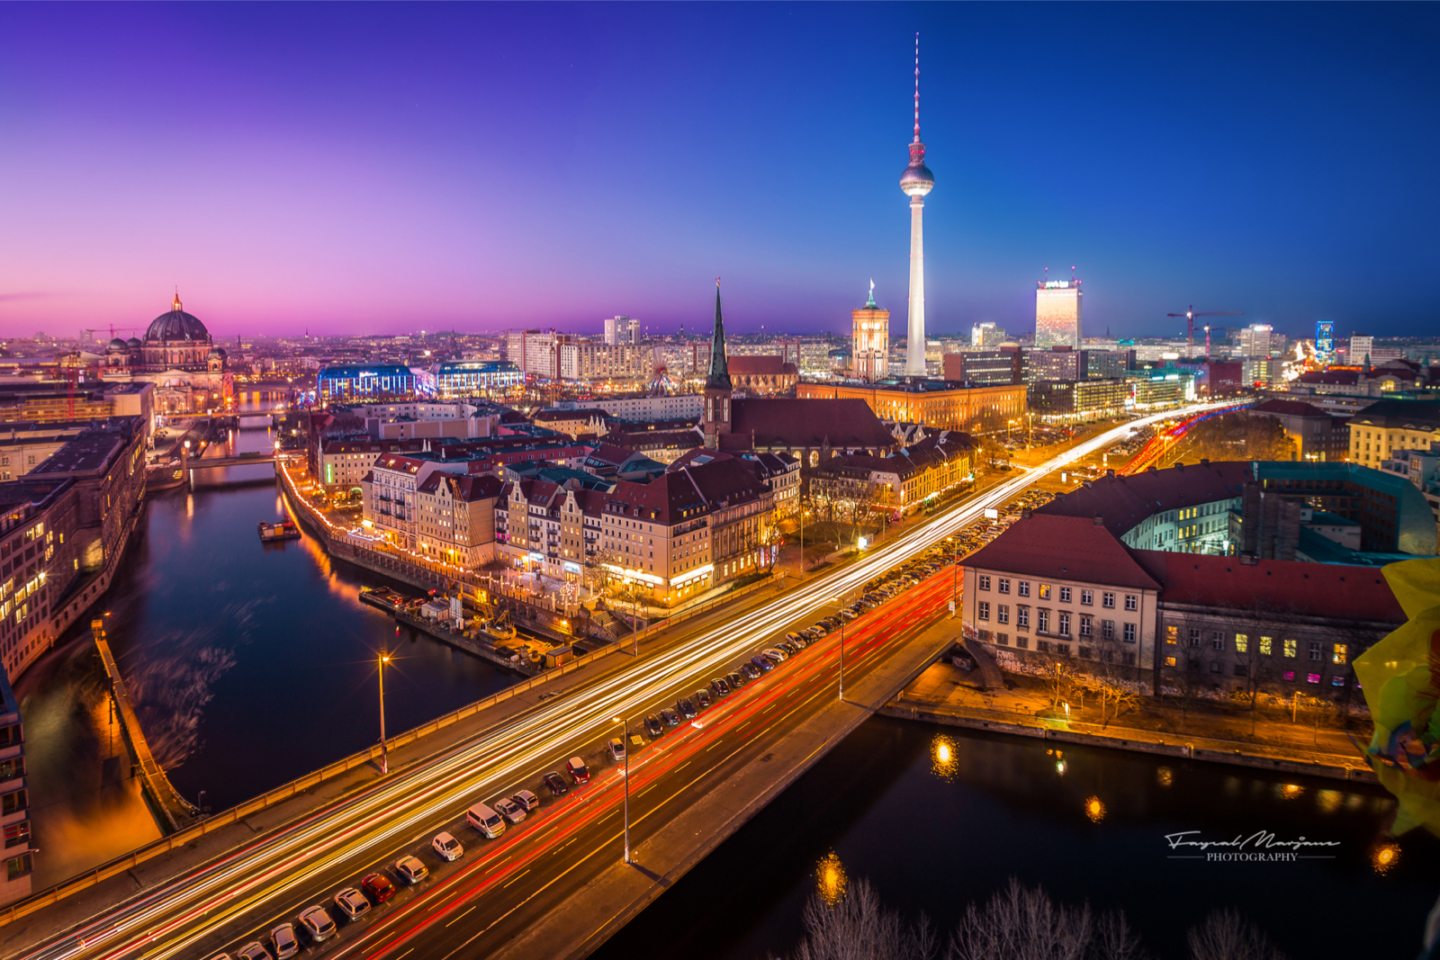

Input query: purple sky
[2,3,1438,342]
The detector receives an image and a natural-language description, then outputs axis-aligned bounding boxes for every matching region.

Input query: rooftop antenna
[913,33,922,143]
[1071,264,1077,283]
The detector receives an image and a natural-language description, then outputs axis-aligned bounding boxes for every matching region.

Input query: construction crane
[1166,306,1243,357]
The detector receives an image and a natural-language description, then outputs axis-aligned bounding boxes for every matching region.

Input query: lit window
[1306,672,1321,685]
[1332,643,1347,665]
[1283,638,1297,659]
[1165,625,1178,645]
[1259,636,1273,656]
[1235,633,1248,654]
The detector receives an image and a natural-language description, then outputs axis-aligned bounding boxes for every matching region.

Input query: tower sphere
[900,162,934,197]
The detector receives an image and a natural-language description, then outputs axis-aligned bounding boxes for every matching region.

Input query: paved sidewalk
[889,662,1374,782]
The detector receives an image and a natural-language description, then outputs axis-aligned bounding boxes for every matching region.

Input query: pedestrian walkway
[886,662,1374,782]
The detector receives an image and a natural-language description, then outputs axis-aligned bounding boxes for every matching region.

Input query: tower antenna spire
[913,32,921,143]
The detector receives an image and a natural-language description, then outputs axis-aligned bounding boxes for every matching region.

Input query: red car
[566,756,590,784]
[360,871,396,904]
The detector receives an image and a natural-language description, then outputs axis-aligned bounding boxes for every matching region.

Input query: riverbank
[884,661,1375,783]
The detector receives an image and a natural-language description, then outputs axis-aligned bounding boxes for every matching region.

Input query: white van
[467,801,506,839]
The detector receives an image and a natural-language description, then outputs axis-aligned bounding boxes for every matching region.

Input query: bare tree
[949,879,1093,960]
[1186,909,1287,960]
[787,878,938,960]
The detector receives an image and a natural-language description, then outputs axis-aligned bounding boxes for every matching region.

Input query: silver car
[298,904,336,942]
[270,923,300,959]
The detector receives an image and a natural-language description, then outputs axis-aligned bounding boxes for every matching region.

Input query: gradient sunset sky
[2,2,1437,341]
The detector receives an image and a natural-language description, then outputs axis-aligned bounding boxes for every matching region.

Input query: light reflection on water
[17,427,517,887]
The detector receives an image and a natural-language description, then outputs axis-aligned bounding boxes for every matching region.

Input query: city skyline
[2,3,1438,340]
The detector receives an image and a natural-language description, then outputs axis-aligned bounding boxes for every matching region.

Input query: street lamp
[834,592,850,701]
[378,651,392,774]
[612,715,631,864]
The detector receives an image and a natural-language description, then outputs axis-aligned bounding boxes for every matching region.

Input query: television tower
[901,33,935,378]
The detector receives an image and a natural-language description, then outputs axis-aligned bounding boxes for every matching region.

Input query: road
[13,403,1225,960]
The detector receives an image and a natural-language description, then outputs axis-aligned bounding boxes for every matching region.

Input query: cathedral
[104,292,232,414]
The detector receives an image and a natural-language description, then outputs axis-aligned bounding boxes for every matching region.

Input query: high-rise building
[971,321,1005,348]
[1034,277,1082,349]
[851,281,890,382]
[1349,334,1374,368]
[603,315,640,346]
[1237,323,1275,359]
[900,35,934,378]
[1315,321,1335,365]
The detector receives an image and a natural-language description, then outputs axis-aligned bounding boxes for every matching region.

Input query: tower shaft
[905,196,927,377]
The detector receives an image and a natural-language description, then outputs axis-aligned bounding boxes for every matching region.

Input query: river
[596,719,1438,959]
[16,419,517,888]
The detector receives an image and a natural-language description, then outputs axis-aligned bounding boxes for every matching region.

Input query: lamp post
[378,651,392,774]
[950,535,960,617]
[612,715,631,864]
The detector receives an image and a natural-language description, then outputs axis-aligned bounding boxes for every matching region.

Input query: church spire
[172,287,183,312]
[706,277,731,390]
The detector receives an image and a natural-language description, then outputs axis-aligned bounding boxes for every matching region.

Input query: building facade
[851,284,890,382]
[797,380,1027,435]
[1034,279,1082,349]
[1347,399,1440,469]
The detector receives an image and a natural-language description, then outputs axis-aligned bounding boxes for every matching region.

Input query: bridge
[0,404,1229,960]
[184,451,278,470]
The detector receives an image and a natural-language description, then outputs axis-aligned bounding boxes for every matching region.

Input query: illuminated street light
[378,650,392,774]
[612,715,631,864]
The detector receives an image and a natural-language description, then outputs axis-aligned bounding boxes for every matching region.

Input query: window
[1164,655,1177,668]
[1124,595,1138,612]
[1234,664,1248,677]
[997,578,1011,594]
[1079,646,1092,659]
[1260,636,1273,656]
[1165,625,1178,646]
[3,821,28,848]
[1188,627,1201,648]
[977,601,990,621]
[1059,587,1072,603]
[1038,583,1052,600]
[1016,606,1030,629]
[1235,633,1249,654]
[1015,636,1029,650]
[995,633,1009,646]
[1101,619,1115,641]
[1282,670,1296,682]
[1331,675,1346,688]
[1283,638,1297,659]
[1058,612,1071,636]
[1211,634,1224,651]
[1079,615,1093,637]
[978,575,991,591]
[1210,661,1222,674]
[1080,590,1093,606]
[1037,640,1051,653]
[1037,608,1050,633]
[997,605,1010,625]
[0,790,25,816]
[5,853,31,881]
[1306,672,1321,685]
[1123,623,1137,644]
[1332,643,1348,665]
[1018,581,1031,598]
[1102,592,1116,609]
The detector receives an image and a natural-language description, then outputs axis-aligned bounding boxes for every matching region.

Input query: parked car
[493,796,525,825]
[762,647,788,664]
[727,670,748,689]
[788,635,808,650]
[693,688,712,709]
[711,677,731,698]
[644,714,665,738]
[740,661,762,680]
[777,641,798,656]
[513,788,541,813]
[676,698,697,719]
[361,872,396,904]
[394,855,428,885]
[432,831,464,861]
[236,943,271,960]
[607,737,626,762]
[543,771,569,796]
[785,631,805,645]
[750,655,774,673]
[298,904,336,943]
[334,886,370,921]
[566,756,590,784]
[270,923,300,959]
[660,708,682,727]
[467,801,507,838]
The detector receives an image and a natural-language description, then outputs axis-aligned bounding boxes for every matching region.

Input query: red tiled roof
[418,472,503,501]
[727,398,895,450]
[963,514,1163,591]
[728,355,798,377]
[1134,551,1404,623]
[1038,461,1253,536]
[607,471,709,524]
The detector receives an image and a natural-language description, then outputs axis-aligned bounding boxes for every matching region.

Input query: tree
[785,878,938,960]
[1186,909,1287,960]
[948,878,1145,960]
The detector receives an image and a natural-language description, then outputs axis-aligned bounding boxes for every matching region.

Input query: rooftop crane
[1166,306,1243,357]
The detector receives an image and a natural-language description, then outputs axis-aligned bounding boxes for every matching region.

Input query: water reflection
[1156,765,1174,789]
[930,734,958,782]
[814,851,847,907]
[1371,841,1401,875]
[1083,795,1106,823]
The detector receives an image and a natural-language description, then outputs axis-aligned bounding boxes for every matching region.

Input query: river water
[16,420,516,887]
[596,719,1439,959]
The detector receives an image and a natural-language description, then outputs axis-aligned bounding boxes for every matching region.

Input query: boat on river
[257,520,301,542]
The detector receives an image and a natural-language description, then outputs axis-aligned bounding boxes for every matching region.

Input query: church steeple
[172,287,183,312]
[702,278,733,448]
[706,278,731,390]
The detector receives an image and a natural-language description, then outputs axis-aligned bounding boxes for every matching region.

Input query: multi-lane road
[14,403,1222,960]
